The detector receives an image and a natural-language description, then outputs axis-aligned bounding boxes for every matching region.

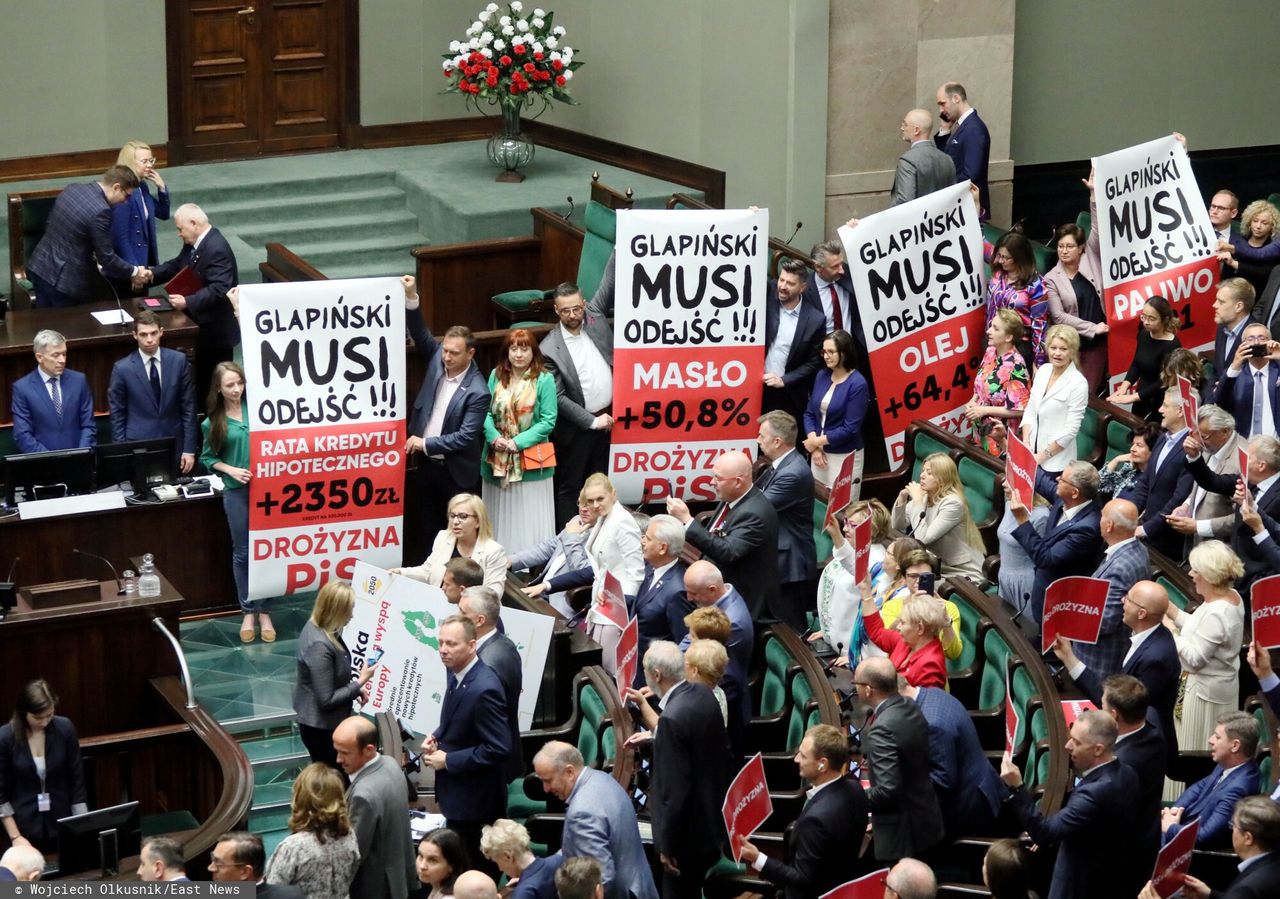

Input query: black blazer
[649,682,731,864]
[0,717,88,841]
[764,282,826,416]
[477,631,525,782]
[760,777,869,899]
[630,562,691,678]
[1115,724,1167,874]
[431,659,511,823]
[1076,625,1181,767]
[1214,851,1280,899]
[151,227,240,349]
[684,487,780,623]
[1121,430,1194,558]
[861,694,945,862]
[756,450,818,586]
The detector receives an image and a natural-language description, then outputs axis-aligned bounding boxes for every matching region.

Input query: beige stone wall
[823,0,1015,238]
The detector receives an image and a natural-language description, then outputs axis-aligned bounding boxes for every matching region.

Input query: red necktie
[710,504,729,530]
[829,284,843,331]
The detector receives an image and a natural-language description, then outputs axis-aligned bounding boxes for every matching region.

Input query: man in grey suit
[459,585,524,781]
[1165,403,1249,546]
[540,283,614,527]
[532,742,657,899]
[890,109,956,206]
[1073,498,1149,680]
[334,716,414,899]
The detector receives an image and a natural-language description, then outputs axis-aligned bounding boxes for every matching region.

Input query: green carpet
[3,141,701,288]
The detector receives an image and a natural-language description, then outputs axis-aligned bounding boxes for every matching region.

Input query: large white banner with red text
[610,209,766,503]
[839,182,986,466]
[1094,136,1218,386]
[239,278,406,599]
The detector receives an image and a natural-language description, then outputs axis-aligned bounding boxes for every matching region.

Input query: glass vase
[487,101,535,183]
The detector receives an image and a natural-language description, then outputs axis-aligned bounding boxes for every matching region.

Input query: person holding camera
[1212,320,1280,438]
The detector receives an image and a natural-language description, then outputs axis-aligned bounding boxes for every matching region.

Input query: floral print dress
[970,345,1031,455]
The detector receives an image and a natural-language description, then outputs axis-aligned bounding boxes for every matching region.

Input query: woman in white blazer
[395,493,508,596]
[1020,324,1089,474]
[581,473,644,673]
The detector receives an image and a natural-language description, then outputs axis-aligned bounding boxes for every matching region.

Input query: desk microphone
[72,548,123,595]
[786,221,803,245]
[563,195,575,222]
[98,264,132,330]
[0,557,18,619]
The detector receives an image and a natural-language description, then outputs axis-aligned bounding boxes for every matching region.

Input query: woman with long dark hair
[0,680,87,853]
[985,232,1048,366]
[416,828,471,899]
[1107,296,1182,421]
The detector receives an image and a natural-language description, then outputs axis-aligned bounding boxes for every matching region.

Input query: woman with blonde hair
[684,638,730,725]
[292,581,379,765]
[1225,198,1280,294]
[264,763,360,899]
[891,453,984,581]
[480,818,561,899]
[1021,324,1089,473]
[860,589,949,688]
[396,493,507,595]
[110,139,170,292]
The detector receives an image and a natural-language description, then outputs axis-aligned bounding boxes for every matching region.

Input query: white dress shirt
[765,303,800,376]
[561,324,613,414]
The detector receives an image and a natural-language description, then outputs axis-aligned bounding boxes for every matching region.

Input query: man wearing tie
[107,312,198,473]
[755,411,817,630]
[458,587,523,782]
[1214,322,1280,438]
[1162,712,1260,849]
[1210,278,1256,395]
[1165,404,1248,547]
[630,515,691,676]
[10,330,96,454]
[802,241,863,359]
[1125,387,1196,560]
[1073,499,1149,680]
[423,615,511,877]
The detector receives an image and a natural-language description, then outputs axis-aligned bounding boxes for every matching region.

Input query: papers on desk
[91,308,133,326]
[18,491,127,520]
[409,810,446,843]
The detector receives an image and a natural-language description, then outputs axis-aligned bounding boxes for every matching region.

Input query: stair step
[248,807,293,834]
[181,171,399,207]
[240,733,308,765]
[222,712,299,736]
[235,210,420,246]
[198,185,409,228]
[251,780,296,810]
[295,243,426,272]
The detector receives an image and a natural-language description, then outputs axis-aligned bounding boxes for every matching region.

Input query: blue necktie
[149,357,161,406]
[50,376,62,418]
[1252,369,1265,437]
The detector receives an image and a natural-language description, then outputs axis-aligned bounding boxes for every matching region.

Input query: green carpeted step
[241,733,308,765]
[235,209,421,246]
[252,780,297,810]
[248,807,292,834]
[294,239,428,273]
[175,171,399,208]
[199,184,410,228]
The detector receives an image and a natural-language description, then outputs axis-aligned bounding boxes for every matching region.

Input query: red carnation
[534,52,544,60]
[500,55,512,66]
[523,62,535,72]
[555,74,566,87]
[513,43,525,54]
[552,59,564,71]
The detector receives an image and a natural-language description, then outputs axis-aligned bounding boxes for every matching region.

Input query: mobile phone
[366,647,385,666]
[1250,343,1269,358]
[917,572,937,595]
[834,511,849,529]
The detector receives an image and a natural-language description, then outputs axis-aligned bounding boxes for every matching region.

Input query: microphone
[0,557,17,619]
[786,221,803,245]
[73,548,123,595]
[99,266,133,330]
[563,195,576,222]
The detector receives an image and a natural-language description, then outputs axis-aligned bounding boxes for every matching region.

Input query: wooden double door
[165,0,357,163]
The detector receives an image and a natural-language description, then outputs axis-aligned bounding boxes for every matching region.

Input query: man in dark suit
[1163,712,1261,849]
[902,681,1002,839]
[1158,795,1280,899]
[666,450,781,623]
[404,280,491,542]
[801,240,863,356]
[27,165,144,308]
[1075,499,1149,678]
[738,724,869,899]
[138,836,188,882]
[1186,432,1280,592]
[459,586,524,782]
[1210,278,1257,396]
[1213,321,1280,438]
[1124,387,1196,559]
[424,615,512,876]
[891,108,956,206]
[756,411,817,630]
[934,82,992,219]
[1000,709,1143,899]
[680,560,754,759]
[763,257,825,424]
[334,716,415,899]
[853,657,945,863]
[1007,461,1102,627]
[208,830,304,899]
[632,514,691,672]
[642,641,731,899]
[1054,580,1182,766]
[149,203,240,396]
[1101,675,1166,877]
[11,329,96,454]
[107,311,198,473]
[539,283,614,527]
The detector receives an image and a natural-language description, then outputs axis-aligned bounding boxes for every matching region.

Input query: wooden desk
[0,301,198,424]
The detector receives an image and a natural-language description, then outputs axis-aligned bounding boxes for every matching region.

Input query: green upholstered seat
[978,628,1012,712]
[1106,418,1135,463]
[958,456,998,527]
[1076,404,1102,465]
[912,430,950,480]
[506,777,546,820]
[946,592,982,677]
[813,500,833,563]
[1157,575,1191,612]
[1075,211,1092,240]
[786,675,814,753]
[492,288,549,314]
[757,636,794,719]
[981,223,1006,247]
[1032,241,1055,275]
[577,682,608,768]
[493,198,618,315]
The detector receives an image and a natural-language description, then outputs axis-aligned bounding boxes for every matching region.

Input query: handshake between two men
[128,268,190,311]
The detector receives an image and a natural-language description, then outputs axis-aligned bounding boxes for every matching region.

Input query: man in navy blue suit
[1007,460,1102,627]
[424,615,512,877]
[631,514,690,675]
[1163,712,1261,849]
[1073,498,1149,678]
[763,258,825,425]
[11,329,96,454]
[934,82,992,219]
[404,278,491,543]
[1001,709,1144,899]
[107,311,198,473]
[27,165,144,308]
[1124,386,1196,559]
[756,410,817,630]
[1101,675,1166,876]
[1210,278,1256,396]
[1213,321,1280,438]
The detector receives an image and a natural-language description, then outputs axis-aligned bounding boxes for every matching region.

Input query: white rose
[469,36,481,49]
[503,24,515,36]
[546,36,557,49]
[449,40,460,51]
[553,25,566,36]
[532,41,543,53]
[478,10,490,22]
[455,54,468,66]
[480,47,493,58]
[532,18,544,29]
[499,15,510,25]
[511,0,523,11]
[562,69,572,81]
[493,39,505,50]
[486,2,500,11]
[516,19,529,31]
[481,31,495,45]
[562,46,573,59]
[442,59,454,71]
[549,50,561,60]
[534,8,545,17]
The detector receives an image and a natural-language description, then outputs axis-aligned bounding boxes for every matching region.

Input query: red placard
[825,452,860,528]
[1150,820,1199,898]
[852,515,873,585]
[723,752,773,862]
[1177,375,1199,432]
[1251,576,1280,650]
[1041,576,1111,654]
[597,571,629,630]
[1006,432,1037,513]
[1004,676,1019,757]
[1061,699,1097,730]
[615,617,639,699]
[819,869,891,899]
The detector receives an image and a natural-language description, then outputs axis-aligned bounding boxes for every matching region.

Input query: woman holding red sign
[966,309,1031,457]
[802,329,870,493]
[858,586,948,688]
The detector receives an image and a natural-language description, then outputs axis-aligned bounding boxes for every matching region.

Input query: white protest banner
[610,209,767,503]
[239,278,406,599]
[344,562,554,733]
[839,182,985,466]
[1094,136,1218,388]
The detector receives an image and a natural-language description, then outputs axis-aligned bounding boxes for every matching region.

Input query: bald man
[891,109,955,206]
[1074,498,1149,679]
[666,450,781,623]
[453,871,499,899]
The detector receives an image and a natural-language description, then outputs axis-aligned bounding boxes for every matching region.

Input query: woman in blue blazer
[110,140,170,291]
[803,329,870,495]
[0,680,87,853]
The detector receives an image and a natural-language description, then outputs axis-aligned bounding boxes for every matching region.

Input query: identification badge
[37,792,51,812]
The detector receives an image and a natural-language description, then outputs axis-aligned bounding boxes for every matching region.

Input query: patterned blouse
[264,829,360,899]
[986,270,1049,365]
[970,345,1030,455]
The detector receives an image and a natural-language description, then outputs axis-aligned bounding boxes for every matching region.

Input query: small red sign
[1061,699,1097,730]
[1150,820,1199,898]
[819,869,891,899]
[1006,432,1037,513]
[1251,576,1280,650]
[825,452,859,528]
[852,515,873,584]
[1041,576,1111,655]
[723,753,773,862]
[614,617,639,699]
[1177,375,1199,432]
[597,571,629,630]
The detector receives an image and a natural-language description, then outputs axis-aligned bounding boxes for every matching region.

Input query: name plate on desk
[18,491,127,520]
